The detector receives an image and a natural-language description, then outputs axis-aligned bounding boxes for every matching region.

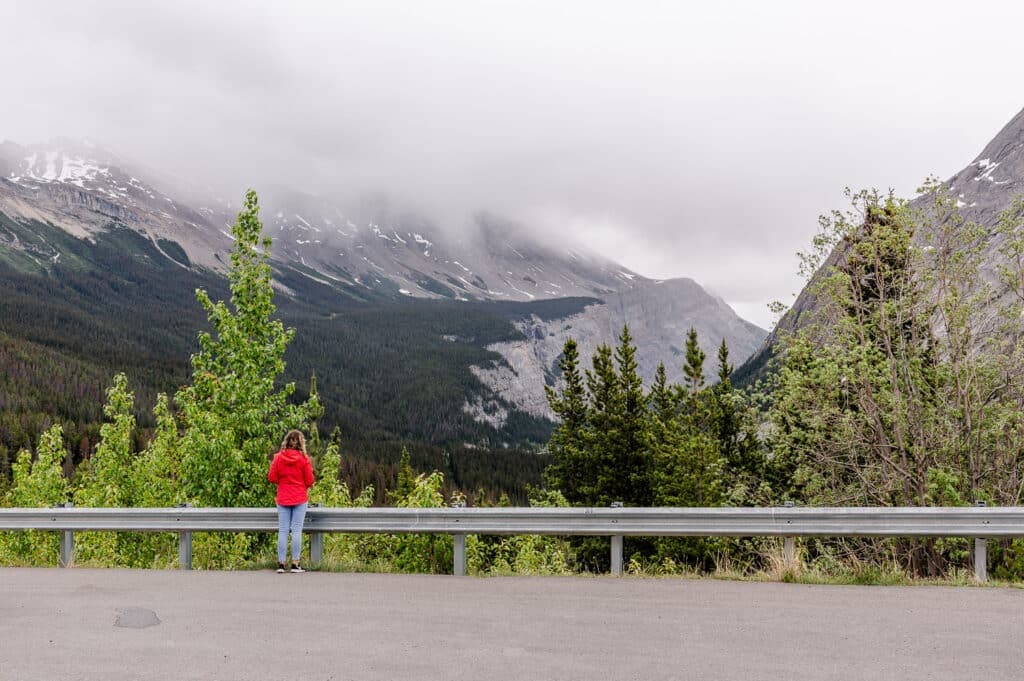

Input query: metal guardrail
[0,504,1015,580]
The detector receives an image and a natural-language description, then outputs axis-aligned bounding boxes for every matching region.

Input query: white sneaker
[290,563,305,573]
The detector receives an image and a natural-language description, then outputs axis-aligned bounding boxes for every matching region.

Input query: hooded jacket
[268,448,315,506]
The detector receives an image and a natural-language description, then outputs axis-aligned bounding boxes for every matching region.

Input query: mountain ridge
[0,136,767,436]
[735,105,1024,385]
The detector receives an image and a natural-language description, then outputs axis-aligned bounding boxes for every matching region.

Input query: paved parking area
[2,568,1023,680]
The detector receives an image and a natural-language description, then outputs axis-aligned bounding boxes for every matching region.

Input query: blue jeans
[277,503,308,563]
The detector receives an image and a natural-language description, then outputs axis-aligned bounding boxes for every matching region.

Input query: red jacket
[268,449,315,506]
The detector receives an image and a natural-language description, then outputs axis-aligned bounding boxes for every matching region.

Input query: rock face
[736,106,1024,384]
[470,279,767,422]
[954,107,1024,223]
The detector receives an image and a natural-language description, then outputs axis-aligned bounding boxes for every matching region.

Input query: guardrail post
[610,535,623,576]
[177,503,192,570]
[309,504,323,567]
[782,501,795,565]
[310,533,324,566]
[783,537,795,564]
[974,501,988,582]
[452,534,466,576]
[56,502,74,568]
[610,502,624,577]
[60,531,74,568]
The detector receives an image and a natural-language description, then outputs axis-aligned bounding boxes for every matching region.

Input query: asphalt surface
[1,568,1022,680]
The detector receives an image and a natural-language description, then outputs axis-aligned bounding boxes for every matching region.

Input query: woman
[268,430,315,573]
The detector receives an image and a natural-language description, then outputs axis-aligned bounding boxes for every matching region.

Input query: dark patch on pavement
[114,607,161,629]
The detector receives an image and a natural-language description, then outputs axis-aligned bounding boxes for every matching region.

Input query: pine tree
[393,446,417,503]
[652,328,723,509]
[712,340,740,469]
[683,328,706,394]
[306,371,325,467]
[613,325,652,506]
[708,340,766,495]
[543,338,592,503]
[716,339,732,386]
[648,363,677,425]
[576,328,653,507]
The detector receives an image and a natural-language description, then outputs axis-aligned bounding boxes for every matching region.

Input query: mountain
[735,106,1024,385]
[0,139,646,302]
[0,139,225,270]
[0,137,766,490]
[470,279,765,423]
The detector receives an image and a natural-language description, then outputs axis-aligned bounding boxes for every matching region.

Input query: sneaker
[290,562,305,573]
[276,562,286,573]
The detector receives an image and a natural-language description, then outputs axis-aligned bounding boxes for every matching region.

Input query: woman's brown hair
[281,430,307,455]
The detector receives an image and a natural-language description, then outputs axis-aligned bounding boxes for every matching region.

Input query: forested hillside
[0,212,586,501]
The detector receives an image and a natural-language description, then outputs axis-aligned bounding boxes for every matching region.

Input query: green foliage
[545,327,656,508]
[75,373,136,508]
[309,437,352,508]
[467,487,575,575]
[767,186,1024,576]
[0,425,69,565]
[543,324,767,571]
[133,394,183,507]
[543,338,591,500]
[682,328,706,393]
[317,472,454,573]
[177,190,318,507]
[73,373,141,564]
[390,447,416,503]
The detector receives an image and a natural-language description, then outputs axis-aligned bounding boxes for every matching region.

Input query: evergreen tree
[716,339,732,386]
[584,341,624,507]
[709,340,754,477]
[648,363,677,424]
[682,328,706,395]
[711,341,737,465]
[544,338,593,503]
[612,325,652,506]
[546,328,653,507]
[648,328,723,506]
[392,446,417,503]
[305,371,325,467]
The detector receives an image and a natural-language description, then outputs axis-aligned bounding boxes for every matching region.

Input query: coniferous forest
[4,186,1024,580]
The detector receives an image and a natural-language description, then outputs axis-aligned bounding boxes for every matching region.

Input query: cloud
[2,0,1023,329]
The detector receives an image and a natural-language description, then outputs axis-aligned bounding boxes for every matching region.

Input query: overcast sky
[2,1,1023,328]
